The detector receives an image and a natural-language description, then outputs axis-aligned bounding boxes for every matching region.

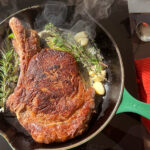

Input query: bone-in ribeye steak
[6,17,95,144]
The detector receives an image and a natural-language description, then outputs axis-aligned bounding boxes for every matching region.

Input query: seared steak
[6,17,95,144]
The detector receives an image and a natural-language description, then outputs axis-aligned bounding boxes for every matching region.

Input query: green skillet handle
[116,88,150,119]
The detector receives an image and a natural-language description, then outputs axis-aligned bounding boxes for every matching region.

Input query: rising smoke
[34,0,115,38]
[76,0,115,20]
[0,0,115,41]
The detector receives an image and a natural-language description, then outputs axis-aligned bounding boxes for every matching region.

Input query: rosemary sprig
[44,23,106,74]
[0,34,19,112]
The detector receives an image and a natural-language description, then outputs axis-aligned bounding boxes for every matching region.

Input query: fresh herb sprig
[44,23,106,74]
[0,34,19,112]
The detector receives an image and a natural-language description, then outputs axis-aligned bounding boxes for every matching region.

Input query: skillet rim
[0,5,125,150]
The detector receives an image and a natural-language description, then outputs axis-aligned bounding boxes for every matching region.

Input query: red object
[142,22,149,27]
[135,57,150,133]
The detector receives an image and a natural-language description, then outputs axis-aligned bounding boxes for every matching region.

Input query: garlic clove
[101,70,106,78]
[74,31,88,41]
[74,31,89,46]
[80,38,89,46]
[90,74,103,82]
[89,70,95,77]
[93,81,105,95]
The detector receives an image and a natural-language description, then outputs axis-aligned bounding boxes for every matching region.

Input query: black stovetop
[0,0,144,150]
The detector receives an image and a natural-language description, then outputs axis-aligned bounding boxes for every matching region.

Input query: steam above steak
[6,17,95,144]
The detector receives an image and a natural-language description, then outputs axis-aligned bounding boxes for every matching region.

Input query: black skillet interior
[0,3,123,150]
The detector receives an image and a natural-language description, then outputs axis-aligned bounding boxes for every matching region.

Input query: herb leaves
[43,23,106,74]
[0,34,19,112]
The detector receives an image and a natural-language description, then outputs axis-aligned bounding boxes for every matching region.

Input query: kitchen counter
[130,12,150,150]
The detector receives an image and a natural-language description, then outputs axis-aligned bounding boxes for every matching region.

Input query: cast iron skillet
[0,3,150,150]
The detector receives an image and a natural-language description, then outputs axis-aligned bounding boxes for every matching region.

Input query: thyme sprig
[0,34,19,112]
[44,23,106,74]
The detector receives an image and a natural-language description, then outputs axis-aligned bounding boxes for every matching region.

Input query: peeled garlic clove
[80,37,89,46]
[89,70,95,77]
[93,81,105,95]
[74,31,88,42]
[101,70,106,78]
[75,37,89,46]
[90,74,103,82]
[91,65,97,71]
